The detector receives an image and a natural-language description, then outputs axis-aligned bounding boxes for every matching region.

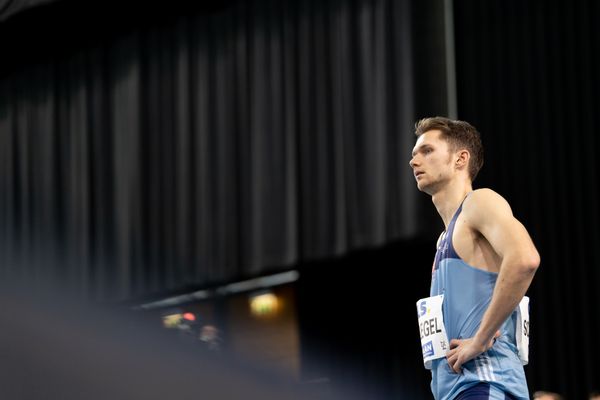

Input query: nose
[409,155,418,168]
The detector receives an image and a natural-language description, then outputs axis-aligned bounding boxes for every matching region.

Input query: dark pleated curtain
[0,0,426,301]
[454,0,600,398]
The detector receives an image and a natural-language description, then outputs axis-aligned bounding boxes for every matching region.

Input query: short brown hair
[414,116,484,181]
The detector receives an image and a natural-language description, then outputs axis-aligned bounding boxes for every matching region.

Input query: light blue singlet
[429,198,529,400]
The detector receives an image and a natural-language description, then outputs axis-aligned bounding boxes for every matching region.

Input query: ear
[455,149,470,170]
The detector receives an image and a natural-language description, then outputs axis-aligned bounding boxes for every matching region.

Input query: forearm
[474,258,538,345]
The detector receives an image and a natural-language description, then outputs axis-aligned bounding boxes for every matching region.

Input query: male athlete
[410,117,540,400]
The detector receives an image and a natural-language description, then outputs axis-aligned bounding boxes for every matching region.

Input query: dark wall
[411,0,450,119]
[297,238,435,400]
[454,0,600,398]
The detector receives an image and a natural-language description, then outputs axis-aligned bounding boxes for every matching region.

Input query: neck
[431,180,473,229]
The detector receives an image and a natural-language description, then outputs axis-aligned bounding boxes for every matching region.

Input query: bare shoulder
[462,188,514,224]
[461,190,539,266]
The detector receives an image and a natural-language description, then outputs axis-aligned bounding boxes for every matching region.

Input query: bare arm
[446,189,540,373]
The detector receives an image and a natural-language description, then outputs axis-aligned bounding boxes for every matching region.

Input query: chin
[417,182,435,195]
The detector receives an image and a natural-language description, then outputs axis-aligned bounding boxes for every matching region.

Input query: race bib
[515,296,530,365]
[416,295,449,369]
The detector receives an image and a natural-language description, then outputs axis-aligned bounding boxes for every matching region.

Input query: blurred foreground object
[0,278,346,400]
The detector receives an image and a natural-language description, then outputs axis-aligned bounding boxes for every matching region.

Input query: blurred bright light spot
[183,312,196,321]
[249,292,279,317]
[162,313,182,328]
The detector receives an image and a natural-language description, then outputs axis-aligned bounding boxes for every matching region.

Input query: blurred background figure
[199,323,222,352]
[533,390,564,400]
[589,391,600,400]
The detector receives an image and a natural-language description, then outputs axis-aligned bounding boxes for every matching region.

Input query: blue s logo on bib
[418,300,427,317]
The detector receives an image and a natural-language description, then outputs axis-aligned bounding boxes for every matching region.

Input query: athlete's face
[409,130,454,194]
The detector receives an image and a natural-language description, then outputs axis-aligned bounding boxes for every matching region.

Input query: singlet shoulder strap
[445,192,473,259]
[448,192,472,228]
